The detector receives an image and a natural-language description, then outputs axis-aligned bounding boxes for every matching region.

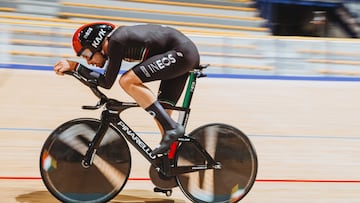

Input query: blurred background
[1,1,360,202]
[1,0,360,77]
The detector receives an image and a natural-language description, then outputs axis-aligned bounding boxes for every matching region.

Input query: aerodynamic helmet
[72,22,115,57]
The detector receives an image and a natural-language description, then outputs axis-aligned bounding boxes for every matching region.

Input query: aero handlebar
[63,71,108,110]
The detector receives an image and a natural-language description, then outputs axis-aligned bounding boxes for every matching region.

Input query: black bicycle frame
[81,65,220,176]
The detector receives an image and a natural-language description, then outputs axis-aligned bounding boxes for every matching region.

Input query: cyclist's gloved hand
[54,59,77,76]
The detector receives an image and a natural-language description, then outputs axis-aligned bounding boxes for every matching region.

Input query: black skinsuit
[78,24,200,106]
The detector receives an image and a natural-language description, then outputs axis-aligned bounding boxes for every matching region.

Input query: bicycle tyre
[175,123,258,203]
[40,118,131,203]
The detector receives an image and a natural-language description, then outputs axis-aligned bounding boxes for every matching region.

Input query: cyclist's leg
[119,49,197,154]
[119,50,189,121]
[156,41,199,132]
[154,73,189,134]
[120,69,179,137]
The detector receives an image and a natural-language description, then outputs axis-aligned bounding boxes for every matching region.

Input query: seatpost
[178,67,207,127]
[182,72,197,109]
[182,66,207,109]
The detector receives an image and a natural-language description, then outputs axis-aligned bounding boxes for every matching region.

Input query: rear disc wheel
[175,123,258,203]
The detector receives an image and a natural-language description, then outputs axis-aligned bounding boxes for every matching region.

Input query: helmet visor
[79,48,95,60]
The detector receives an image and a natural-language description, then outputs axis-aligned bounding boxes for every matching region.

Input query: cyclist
[54,22,200,155]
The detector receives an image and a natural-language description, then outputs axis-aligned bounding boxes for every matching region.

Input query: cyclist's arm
[74,61,120,89]
[74,63,104,82]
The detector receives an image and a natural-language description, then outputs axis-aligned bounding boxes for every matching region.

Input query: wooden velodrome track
[1,67,360,203]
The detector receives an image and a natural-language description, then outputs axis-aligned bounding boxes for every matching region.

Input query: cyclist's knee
[119,70,142,90]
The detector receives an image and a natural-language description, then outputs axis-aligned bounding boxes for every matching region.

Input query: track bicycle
[39,64,258,203]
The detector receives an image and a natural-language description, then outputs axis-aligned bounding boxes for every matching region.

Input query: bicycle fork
[81,111,114,168]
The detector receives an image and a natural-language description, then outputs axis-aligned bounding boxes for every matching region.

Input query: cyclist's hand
[54,59,76,76]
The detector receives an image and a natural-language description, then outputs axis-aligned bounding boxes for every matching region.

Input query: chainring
[149,165,178,189]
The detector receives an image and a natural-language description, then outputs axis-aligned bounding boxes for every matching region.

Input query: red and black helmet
[72,22,116,56]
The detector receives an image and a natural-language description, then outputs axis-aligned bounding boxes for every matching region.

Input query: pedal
[153,187,172,197]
